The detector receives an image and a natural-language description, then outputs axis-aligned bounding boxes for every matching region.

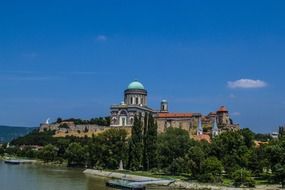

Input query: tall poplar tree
[142,113,158,170]
[142,113,149,170]
[127,113,143,170]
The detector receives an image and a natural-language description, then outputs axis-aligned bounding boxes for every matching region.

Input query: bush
[167,157,191,175]
[232,168,256,187]
[198,157,223,183]
[38,144,58,162]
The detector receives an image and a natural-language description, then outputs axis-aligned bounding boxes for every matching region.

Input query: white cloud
[227,79,267,89]
[96,35,107,41]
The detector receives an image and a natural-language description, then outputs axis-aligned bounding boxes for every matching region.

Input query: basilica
[110,80,240,139]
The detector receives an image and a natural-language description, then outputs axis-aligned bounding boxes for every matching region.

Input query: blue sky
[0,0,285,133]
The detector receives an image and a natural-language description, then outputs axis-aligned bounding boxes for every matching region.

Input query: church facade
[110,80,240,138]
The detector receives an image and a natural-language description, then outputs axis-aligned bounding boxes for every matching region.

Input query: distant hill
[0,125,36,143]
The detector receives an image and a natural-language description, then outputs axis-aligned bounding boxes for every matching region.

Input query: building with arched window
[110,80,153,127]
[110,80,239,137]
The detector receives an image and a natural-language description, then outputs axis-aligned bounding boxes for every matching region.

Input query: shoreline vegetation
[1,115,285,189]
[83,169,281,190]
[0,156,281,190]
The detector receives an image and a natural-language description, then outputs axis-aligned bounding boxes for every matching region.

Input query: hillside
[0,125,35,143]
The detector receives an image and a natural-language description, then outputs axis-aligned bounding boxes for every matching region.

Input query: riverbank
[0,155,68,167]
[83,169,282,190]
[0,156,37,163]
[84,169,160,181]
[1,155,282,190]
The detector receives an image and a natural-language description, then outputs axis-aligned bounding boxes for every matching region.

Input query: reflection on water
[0,161,106,190]
[0,161,175,190]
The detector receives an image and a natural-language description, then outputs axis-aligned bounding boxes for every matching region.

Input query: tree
[65,142,87,166]
[168,157,191,175]
[272,164,285,188]
[142,113,158,170]
[98,128,128,169]
[265,143,285,170]
[240,128,255,148]
[0,146,5,155]
[59,123,69,129]
[128,114,143,170]
[157,127,192,169]
[38,144,57,162]
[198,157,223,183]
[232,168,256,187]
[86,136,104,168]
[255,133,272,142]
[187,145,206,177]
[56,138,71,157]
[56,118,63,123]
[210,132,249,174]
[11,129,56,146]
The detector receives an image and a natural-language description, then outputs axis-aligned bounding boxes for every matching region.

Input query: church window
[122,118,126,126]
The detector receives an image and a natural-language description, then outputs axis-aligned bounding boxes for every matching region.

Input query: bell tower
[160,99,168,113]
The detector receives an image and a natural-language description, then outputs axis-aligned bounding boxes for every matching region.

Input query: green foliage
[232,168,256,187]
[56,138,71,157]
[187,144,207,177]
[38,144,58,162]
[272,163,285,188]
[56,118,63,123]
[96,128,128,169]
[3,146,16,155]
[142,113,158,170]
[11,129,56,146]
[240,128,255,148]
[255,133,272,142]
[65,142,87,166]
[128,114,143,170]
[6,121,285,187]
[157,127,192,170]
[58,123,69,129]
[210,131,250,174]
[168,157,191,175]
[0,146,4,155]
[198,157,223,183]
[56,117,111,126]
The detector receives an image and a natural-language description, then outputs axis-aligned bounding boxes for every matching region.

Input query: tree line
[2,114,285,188]
[55,117,110,126]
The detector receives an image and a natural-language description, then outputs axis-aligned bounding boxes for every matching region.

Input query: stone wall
[156,118,199,136]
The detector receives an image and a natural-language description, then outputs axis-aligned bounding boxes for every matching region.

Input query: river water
[0,161,175,190]
[0,161,107,190]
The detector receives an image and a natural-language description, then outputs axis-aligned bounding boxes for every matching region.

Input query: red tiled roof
[157,113,194,118]
[193,134,211,143]
[254,140,269,148]
[217,106,228,112]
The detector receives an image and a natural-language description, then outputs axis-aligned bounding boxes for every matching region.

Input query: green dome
[127,80,145,90]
